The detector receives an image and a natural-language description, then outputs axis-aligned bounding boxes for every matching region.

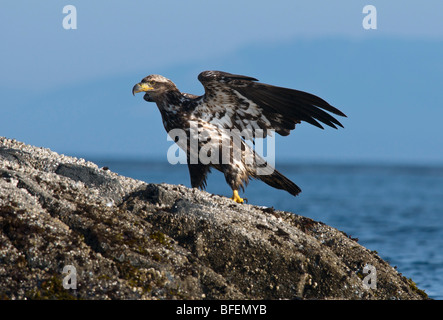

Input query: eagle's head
[132,74,178,102]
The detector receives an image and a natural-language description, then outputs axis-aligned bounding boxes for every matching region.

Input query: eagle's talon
[231,190,244,204]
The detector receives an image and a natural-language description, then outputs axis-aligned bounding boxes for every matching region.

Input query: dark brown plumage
[132,71,346,203]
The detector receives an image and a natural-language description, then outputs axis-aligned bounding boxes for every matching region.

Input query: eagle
[132,71,346,203]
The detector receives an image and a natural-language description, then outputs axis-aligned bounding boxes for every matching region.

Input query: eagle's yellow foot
[231,190,244,204]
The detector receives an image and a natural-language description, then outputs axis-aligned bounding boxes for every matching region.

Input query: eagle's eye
[149,80,155,87]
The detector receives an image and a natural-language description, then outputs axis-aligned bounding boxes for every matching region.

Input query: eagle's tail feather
[257,169,301,197]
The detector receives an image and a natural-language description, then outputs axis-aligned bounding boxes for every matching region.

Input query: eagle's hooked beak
[132,83,154,96]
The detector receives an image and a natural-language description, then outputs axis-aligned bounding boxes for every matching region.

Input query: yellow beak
[132,83,154,96]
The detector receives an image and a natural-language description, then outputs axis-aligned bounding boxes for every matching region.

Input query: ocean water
[92,159,443,299]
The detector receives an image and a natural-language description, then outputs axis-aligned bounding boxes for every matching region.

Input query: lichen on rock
[0,137,428,300]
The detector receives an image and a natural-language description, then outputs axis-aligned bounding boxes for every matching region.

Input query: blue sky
[1,0,443,164]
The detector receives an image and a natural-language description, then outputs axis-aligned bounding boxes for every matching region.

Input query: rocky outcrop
[0,137,427,300]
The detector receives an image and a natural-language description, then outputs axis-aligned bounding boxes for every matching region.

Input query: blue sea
[92,159,443,299]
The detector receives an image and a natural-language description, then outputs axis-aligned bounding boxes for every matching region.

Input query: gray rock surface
[0,137,428,299]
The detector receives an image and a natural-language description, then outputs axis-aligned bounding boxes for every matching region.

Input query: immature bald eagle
[133,71,346,203]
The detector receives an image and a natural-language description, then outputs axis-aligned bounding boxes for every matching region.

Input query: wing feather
[244,84,344,129]
[194,70,346,138]
[187,162,211,189]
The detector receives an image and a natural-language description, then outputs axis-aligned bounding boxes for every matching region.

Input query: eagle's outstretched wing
[194,71,346,139]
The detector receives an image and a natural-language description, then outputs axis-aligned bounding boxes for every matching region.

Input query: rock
[0,137,428,300]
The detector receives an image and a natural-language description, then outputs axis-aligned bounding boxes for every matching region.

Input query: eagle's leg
[221,164,246,204]
[230,190,244,204]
